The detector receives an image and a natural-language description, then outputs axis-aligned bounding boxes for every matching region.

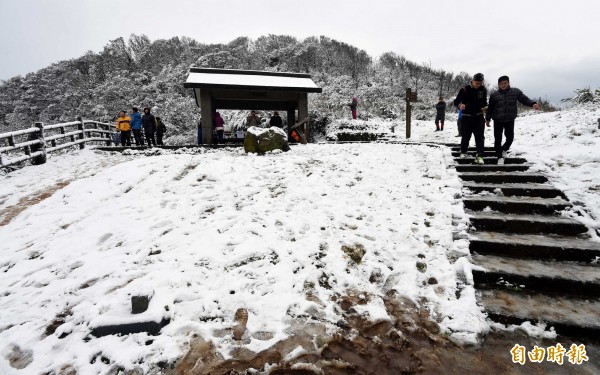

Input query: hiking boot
[455,134,461,137]
[497,157,505,165]
[473,156,484,164]
[435,128,440,132]
[460,153,468,159]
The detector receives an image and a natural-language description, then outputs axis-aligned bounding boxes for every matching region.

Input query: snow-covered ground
[0,102,598,374]
[0,143,481,374]
[326,103,600,236]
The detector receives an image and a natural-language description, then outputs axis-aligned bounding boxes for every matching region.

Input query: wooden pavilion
[183,68,322,144]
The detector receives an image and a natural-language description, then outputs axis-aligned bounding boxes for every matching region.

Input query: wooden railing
[0,117,114,167]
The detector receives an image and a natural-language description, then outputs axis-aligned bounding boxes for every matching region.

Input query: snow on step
[479,289,600,338]
[461,182,564,198]
[458,172,548,184]
[469,231,600,262]
[455,164,530,172]
[454,157,527,165]
[469,211,587,235]
[471,254,600,297]
[463,195,571,214]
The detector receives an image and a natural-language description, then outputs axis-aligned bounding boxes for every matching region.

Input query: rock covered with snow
[244,126,290,154]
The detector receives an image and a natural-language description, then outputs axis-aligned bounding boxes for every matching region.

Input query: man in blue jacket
[454,73,488,164]
[130,107,144,146]
[486,76,540,164]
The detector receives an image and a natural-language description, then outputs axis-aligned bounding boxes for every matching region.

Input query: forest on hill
[1,33,538,143]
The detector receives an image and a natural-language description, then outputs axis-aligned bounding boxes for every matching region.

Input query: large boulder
[244,126,290,154]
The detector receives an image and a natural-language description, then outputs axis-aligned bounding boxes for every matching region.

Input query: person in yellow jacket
[115,110,132,146]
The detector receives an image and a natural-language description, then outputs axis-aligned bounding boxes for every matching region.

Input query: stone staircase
[451,145,600,341]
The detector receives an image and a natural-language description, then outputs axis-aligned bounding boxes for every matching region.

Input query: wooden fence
[0,118,114,167]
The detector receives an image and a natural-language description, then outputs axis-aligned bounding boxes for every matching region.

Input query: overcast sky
[1,0,599,104]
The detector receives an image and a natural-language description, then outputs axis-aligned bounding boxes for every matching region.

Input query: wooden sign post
[405,88,417,139]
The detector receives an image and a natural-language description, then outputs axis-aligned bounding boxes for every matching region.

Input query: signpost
[405,88,417,139]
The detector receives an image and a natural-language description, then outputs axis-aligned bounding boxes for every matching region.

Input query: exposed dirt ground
[166,291,599,375]
[0,180,70,226]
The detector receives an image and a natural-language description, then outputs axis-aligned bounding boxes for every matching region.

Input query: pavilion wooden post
[298,93,308,144]
[287,107,296,142]
[200,90,214,144]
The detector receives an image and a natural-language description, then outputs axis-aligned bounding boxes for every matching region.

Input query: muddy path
[166,292,599,374]
[0,180,70,226]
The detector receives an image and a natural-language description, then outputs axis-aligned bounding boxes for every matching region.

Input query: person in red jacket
[348,97,358,120]
[214,112,225,143]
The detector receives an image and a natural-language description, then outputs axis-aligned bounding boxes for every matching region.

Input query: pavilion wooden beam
[214,99,294,111]
[211,90,299,101]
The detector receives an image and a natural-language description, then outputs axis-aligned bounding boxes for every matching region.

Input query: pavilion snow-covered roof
[183,68,322,93]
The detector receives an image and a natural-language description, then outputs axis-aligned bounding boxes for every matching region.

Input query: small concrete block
[131,295,150,314]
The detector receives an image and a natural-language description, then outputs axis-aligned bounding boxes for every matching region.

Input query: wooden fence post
[31,122,47,165]
[105,123,112,146]
[77,116,86,149]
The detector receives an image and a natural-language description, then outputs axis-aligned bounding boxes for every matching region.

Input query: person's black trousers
[145,131,156,147]
[460,115,485,156]
[133,129,145,146]
[120,130,131,146]
[493,120,515,158]
[156,132,164,146]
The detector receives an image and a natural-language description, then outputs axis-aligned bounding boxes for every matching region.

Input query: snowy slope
[0,144,483,374]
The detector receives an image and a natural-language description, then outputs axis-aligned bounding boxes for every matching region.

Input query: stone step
[479,289,600,340]
[454,157,528,165]
[450,147,496,152]
[469,232,600,262]
[456,164,530,173]
[472,254,600,298]
[452,151,499,157]
[461,182,565,198]
[469,212,588,235]
[463,196,571,215]
[459,172,548,184]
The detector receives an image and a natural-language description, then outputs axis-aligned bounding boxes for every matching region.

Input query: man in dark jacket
[156,117,167,146]
[434,97,446,131]
[141,107,157,147]
[270,111,283,128]
[454,73,488,164]
[486,76,540,163]
[246,110,261,129]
